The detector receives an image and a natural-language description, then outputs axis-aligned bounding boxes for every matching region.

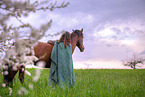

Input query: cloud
[41,0,145,63]
[140,50,145,55]
[7,0,145,68]
[72,39,130,62]
[52,0,145,63]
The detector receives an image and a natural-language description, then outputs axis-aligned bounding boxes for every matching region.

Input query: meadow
[0,69,145,97]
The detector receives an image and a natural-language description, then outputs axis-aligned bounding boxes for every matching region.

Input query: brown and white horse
[3,29,85,86]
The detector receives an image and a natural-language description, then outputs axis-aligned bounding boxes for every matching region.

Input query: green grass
[0,69,145,97]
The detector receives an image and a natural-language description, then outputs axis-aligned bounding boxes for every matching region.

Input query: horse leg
[18,66,25,83]
[45,60,51,68]
[3,66,18,87]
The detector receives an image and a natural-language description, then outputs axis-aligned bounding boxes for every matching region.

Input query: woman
[49,31,75,87]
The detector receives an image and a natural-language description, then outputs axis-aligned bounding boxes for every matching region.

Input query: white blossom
[28,83,33,89]
[9,87,12,95]
[17,90,22,95]
[36,61,45,68]
[12,66,18,71]
[3,65,8,70]
[4,71,8,75]
[18,87,29,95]
[2,83,6,87]
[33,69,41,82]
[25,70,31,76]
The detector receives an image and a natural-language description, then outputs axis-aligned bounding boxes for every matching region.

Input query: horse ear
[72,29,75,32]
[81,28,83,33]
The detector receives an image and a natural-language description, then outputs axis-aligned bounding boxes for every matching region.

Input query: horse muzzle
[80,45,85,52]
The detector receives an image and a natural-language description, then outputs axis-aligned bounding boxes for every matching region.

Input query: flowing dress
[49,41,75,87]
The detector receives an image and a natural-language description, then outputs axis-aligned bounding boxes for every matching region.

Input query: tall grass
[0,69,145,97]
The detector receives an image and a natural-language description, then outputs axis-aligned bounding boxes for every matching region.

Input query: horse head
[72,28,85,52]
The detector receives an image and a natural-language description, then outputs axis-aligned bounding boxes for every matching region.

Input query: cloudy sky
[10,0,145,69]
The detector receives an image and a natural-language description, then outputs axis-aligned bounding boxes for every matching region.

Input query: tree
[0,0,69,69]
[0,0,69,94]
[123,54,145,69]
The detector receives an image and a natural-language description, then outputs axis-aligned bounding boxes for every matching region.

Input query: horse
[3,29,84,86]
[34,28,84,68]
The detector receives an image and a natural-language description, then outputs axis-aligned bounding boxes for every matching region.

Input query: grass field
[0,69,145,97]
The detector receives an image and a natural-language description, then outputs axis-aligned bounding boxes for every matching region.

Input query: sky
[9,0,145,69]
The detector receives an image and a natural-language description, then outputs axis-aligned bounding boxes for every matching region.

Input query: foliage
[123,54,145,69]
[0,69,145,96]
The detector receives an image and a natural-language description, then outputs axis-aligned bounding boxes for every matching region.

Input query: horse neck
[71,35,78,54]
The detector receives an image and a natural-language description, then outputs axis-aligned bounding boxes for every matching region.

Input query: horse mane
[71,30,83,38]
[57,31,71,48]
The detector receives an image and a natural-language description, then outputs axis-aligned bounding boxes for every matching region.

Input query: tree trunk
[133,64,136,69]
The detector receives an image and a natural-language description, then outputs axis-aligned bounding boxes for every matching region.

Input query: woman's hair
[57,31,71,48]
